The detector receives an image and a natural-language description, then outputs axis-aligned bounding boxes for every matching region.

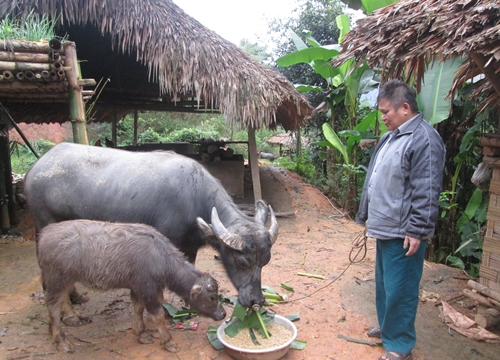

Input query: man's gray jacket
[356,113,445,240]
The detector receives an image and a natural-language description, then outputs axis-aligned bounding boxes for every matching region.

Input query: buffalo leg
[148,292,179,353]
[69,286,89,304]
[45,285,75,353]
[131,291,153,344]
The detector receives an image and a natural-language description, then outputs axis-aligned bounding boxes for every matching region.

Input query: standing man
[356,80,445,360]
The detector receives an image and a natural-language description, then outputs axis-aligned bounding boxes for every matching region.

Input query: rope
[349,228,368,263]
[277,229,368,304]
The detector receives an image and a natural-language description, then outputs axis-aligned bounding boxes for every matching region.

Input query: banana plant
[416,57,461,125]
[340,0,400,14]
[276,14,379,163]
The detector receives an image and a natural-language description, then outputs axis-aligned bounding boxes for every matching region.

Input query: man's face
[378,98,411,131]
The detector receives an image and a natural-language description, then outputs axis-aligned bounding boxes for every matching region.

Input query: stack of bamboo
[0,39,95,102]
[464,280,500,329]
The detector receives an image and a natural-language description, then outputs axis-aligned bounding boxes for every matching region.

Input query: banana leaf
[322,122,349,164]
[417,57,461,125]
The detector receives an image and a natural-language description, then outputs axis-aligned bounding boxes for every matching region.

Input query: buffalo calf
[37,220,226,353]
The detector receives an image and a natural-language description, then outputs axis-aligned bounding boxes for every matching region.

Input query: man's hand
[403,235,421,256]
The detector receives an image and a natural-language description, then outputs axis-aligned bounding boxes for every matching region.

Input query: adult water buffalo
[25,142,278,308]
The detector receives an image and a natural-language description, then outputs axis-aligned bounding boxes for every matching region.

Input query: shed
[333,0,500,299]
[0,0,313,218]
[266,132,309,157]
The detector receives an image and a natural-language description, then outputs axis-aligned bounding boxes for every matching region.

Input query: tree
[267,0,346,108]
[239,39,272,64]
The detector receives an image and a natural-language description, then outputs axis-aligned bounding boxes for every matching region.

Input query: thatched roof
[0,0,312,130]
[333,0,500,113]
[266,132,309,148]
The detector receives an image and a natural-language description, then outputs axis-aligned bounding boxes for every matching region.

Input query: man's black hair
[377,79,418,113]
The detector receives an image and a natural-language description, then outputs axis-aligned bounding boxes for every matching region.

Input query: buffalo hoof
[69,292,89,305]
[138,331,154,344]
[164,343,179,353]
[62,315,92,327]
[56,339,75,353]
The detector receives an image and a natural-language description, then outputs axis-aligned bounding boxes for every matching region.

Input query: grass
[0,13,67,42]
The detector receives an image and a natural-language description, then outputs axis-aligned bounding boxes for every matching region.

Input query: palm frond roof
[333,0,500,112]
[0,0,312,130]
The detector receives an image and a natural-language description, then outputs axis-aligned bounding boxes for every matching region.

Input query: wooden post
[296,129,302,159]
[0,129,10,231]
[247,127,261,201]
[112,108,117,146]
[64,42,88,145]
[133,109,138,146]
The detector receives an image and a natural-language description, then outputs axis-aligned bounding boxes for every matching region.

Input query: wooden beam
[469,52,500,100]
[133,109,138,146]
[247,127,261,201]
[112,108,117,146]
[0,40,55,53]
[0,126,11,230]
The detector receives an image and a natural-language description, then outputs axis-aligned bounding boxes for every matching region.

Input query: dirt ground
[1,165,500,360]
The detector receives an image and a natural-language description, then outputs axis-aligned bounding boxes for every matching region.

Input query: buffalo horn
[254,200,268,226]
[190,284,202,299]
[268,205,279,244]
[210,207,244,251]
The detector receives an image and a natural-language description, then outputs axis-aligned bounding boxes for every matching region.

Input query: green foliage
[445,188,487,278]
[239,39,272,64]
[0,13,67,42]
[416,57,461,125]
[10,139,55,174]
[438,190,458,220]
[268,0,345,108]
[138,127,161,143]
[274,152,316,182]
[318,123,349,164]
[224,302,272,339]
[340,0,400,14]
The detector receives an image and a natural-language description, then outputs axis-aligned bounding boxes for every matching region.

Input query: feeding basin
[217,314,297,360]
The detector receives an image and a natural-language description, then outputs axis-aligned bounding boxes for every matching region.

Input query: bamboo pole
[2,70,14,82]
[462,289,495,308]
[0,97,68,103]
[0,51,51,63]
[0,81,67,91]
[78,79,97,87]
[0,40,55,53]
[64,42,88,145]
[467,280,500,304]
[0,92,69,99]
[0,60,51,71]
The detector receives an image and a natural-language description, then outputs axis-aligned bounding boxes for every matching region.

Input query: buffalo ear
[190,284,203,299]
